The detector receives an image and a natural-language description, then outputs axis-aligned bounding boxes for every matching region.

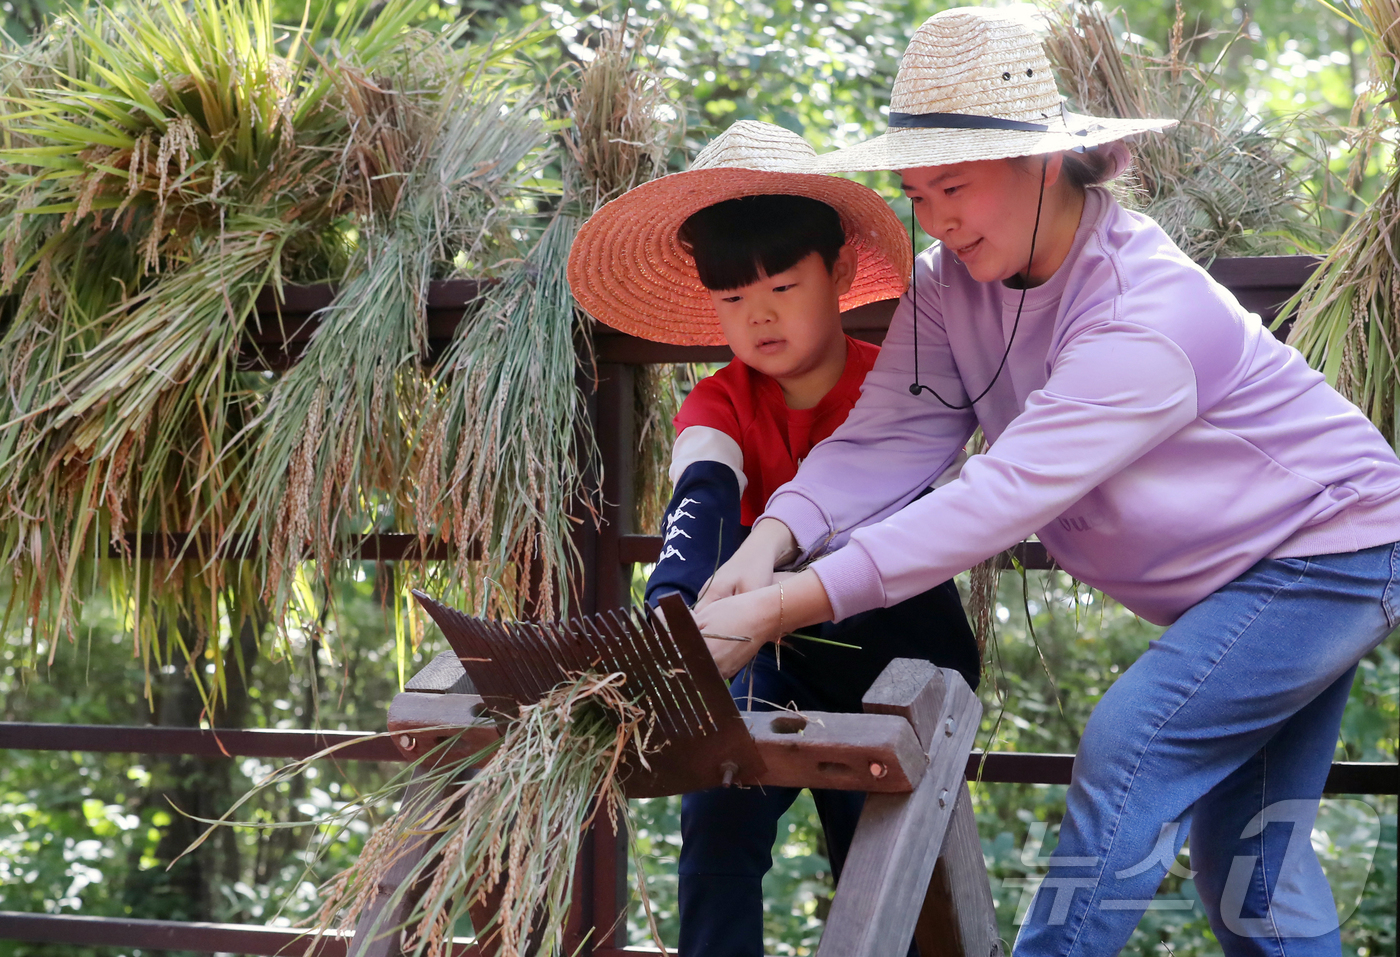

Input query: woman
[694,8,1400,956]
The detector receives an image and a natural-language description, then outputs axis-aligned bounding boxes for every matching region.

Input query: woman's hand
[694,570,837,679]
[696,518,800,611]
[695,587,781,678]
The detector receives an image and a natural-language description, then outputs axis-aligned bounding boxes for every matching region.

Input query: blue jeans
[678,580,973,957]
[1014,543,1400,957]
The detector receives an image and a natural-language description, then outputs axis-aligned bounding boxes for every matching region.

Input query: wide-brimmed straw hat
[814,8,1176,175]
[568,120,911,346]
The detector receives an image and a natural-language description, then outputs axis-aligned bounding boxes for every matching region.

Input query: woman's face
[900,154,1065,285]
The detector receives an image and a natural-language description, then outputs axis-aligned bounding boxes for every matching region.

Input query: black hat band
[887,111,1050,132]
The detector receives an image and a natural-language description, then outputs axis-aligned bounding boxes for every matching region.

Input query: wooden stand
[349,654,998,957]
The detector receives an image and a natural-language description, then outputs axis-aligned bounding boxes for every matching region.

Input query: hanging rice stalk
[962,429,1000,663]
[0,0,551,697]
[418,25,679,615]
[563,24,681,537]
[1277,0,1400,448]
[228,70,547,616]
[1042,1,1322,261]
[633,364,686,534]
[563,23,674,211]
[416,212,583,617]
[0,0,389,666]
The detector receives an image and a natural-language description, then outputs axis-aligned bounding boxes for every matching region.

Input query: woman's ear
[831,244,858,296]
[1042,151,1067,188]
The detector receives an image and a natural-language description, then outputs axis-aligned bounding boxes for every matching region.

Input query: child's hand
[696,518,799,611]
[702,634,763,680]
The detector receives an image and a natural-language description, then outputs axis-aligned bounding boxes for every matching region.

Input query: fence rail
[3,723,1394,794]
[2,730,1392,956]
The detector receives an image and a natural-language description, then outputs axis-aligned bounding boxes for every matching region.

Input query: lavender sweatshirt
[762,187,1400,626]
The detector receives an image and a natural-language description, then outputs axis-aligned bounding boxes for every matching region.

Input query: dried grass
[0,0,554,698]
[327,672,659,957]
[1277,0,1400,447]
[227,70,546,618]
[1042,2,1323,262]
[416,24,680,616]
[0,0,379,679]
[191,671,666,957]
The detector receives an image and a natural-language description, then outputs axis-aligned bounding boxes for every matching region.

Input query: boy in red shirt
[568,121,977,957]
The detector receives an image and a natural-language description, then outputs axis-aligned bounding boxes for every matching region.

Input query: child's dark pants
[678,580,977,957]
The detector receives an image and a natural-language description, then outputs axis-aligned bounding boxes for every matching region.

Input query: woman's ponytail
[1059,141,1133,188]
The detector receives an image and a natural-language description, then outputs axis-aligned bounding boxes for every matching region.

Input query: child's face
[709,247,856,381]
[901,155,1063,284]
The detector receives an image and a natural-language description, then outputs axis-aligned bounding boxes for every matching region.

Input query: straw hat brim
[568,167,912,347]
[812,113,1177,173]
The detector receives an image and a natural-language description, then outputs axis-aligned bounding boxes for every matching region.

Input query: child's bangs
[679,195,845,292]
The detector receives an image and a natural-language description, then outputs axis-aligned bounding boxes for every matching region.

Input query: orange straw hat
[567,120,911,347]
[814,8,1175,174]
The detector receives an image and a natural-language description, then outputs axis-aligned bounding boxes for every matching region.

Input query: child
[567,120,979,957]
[695,10,1400,957]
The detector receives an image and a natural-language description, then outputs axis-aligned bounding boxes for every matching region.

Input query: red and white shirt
[671,337,881,526]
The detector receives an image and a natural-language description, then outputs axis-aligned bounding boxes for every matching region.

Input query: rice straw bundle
[229,73,546,615]
[0,0,562,687]
[311,671,663,957]
[1278,0,1400,447]
[1042,2,1320,262]
[0,0,398,667]
[417,25,680,615]
[633,364,688,534]
[416,211,584,617]
[563,27,682,537]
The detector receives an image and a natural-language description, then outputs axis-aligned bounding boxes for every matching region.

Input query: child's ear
[831,244,858,297]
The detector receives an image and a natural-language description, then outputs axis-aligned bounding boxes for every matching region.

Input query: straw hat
[567,120,911,347]
[813,8,1176,174]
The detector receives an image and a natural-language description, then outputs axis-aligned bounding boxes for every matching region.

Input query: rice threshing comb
[409,591,767,798]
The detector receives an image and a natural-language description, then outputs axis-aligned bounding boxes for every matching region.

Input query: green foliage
[0,3,1396,956]
[628,792,832,955]
[0,568,436,956]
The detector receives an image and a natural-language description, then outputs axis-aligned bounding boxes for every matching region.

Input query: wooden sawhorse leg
[819,661,1001,957]
[346,769,445,957]
[917,780,1002,957]
[349,656,493,957]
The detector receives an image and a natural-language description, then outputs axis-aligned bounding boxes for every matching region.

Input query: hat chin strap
[908,155,1048,408]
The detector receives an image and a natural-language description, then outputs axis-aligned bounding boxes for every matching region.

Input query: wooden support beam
[744,709,926,792]
[915,781,1003,957]
[816,665,983,957]
[862,657,949,752]
[386,692,501,764]
[594,362,636,612]
[347,773,452,957]
[380,691,929,795]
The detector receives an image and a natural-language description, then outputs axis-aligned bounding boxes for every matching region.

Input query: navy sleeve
[644,461,746,607]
